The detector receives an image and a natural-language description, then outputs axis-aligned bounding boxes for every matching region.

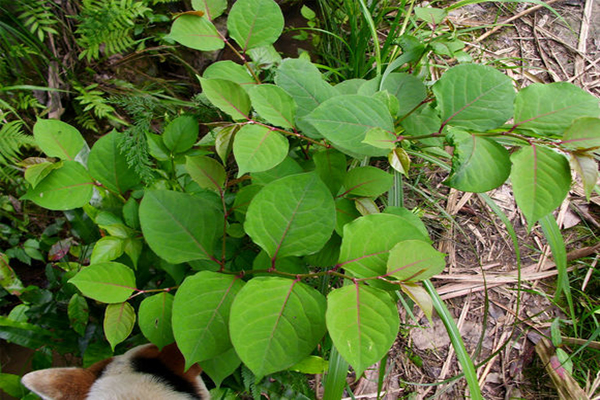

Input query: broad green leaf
[444,128,511,192]
[335,79,367,95]
[252,251,308,275]
[339,213,430,279]
[249,84,296,129]
[274,58,337,130]
[138,292,175,350]
[123,238,142,268]
[185,155,226,192]
[173,272,245,368]
[168,14,224,51]
[104,302,135,350]
[163,115,198,154]
[401,104,444,147]
[401,282,433,321]
[227,0,284,50]
[251,156,303,185]
[233,124,289,177]
[326,284,399,377]
[384,207,430,239]
[304,95,394,157]
[379,73,427,117]
[68,293,89,336]
[123,197,140,230]
[355,198,379,215]
[510,145,571,229]
[230,277,327,379]
[232,184,263,223]
[343,166,393,198]
[387,240,446,281]
[433,64,515,131]
[414,7,448,24]
[313,148,347,195]
[247,44,282,66]
[90,236,124,264]
[139,190,222,264]
[215,125,238,163]
[245,172,335,258]
[0,316,54,349]
[362,127,396,150]
[68,262,136,303]
[514,82,600,135]
[562,117,600,153]
[88,131,139,194]
[23,161,94,211]
[373,90,400,117]
[24,161,63,188]
[33,119,85,160]
[335,198,361,236]
[191,0,227,19]
[200,347,241,388]
[147,132,170,161]
[389,147,411,175]
[200,78,251,121]
[0,373,23,398]
[570,154,598,200]
[203,61,256,89]
[289,356,329,374]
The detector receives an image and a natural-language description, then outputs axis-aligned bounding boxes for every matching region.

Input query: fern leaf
[0,121,35,166]
[17,0,59,42]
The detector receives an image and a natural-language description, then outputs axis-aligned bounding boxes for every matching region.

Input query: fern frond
[17,0,59,42]
[0,121,35,166]
[76,0,150,61]
[74,83,119,121]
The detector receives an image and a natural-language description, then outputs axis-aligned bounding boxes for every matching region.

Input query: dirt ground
[350,2,600,398]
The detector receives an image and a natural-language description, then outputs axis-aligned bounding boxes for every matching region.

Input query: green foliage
[76,0,150,61]
[16,0,59,42]
[0,121,35,182]
[3,1,599,399]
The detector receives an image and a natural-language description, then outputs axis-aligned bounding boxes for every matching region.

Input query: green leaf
[444,128,511,192]
[203,60,256,89]
[362,127,396,150]
[232,184,263,223]
[251,156,303,185]
[200,348,241,388]
[387,240,446,281]
[173,271,245,368]
[0,316,54,349]
[235,126,288,177]
[69,262,136,303]
[343,166,393,198]
[510,145,571,229]
[23,161,94,210]
[138,292,175,350]
[313,148,347,195]
[200,78,251,121]
[24,161,63,188]
[401,282,433,321]
[570,154,598,200]
[139,190,222,264]
[104,302,136,350]
[253,251,308,275]
[249,84,296,129]
[68,293,89,336]
[388,148,411,176]
[227,0,284,50]
[335,198,361,236]
[185,155,226,192]
[384,207,430,239]
[305,95,394,157]
[433,64,515,131]
[335,79,367,95]
[275,58,337,127]
[289,355,329,374]
[414,7,448,24]
[147,132,170,161]
[191,0,227,19]
[562,117,600,153]
[168,14,224,51]
[33,119,85,160]
[90,236,124,264]
[230,277,327,379]
[400,104,443,147]
[339,213,430,279]
[326,284,399,377]
[163,115,199,154]
[0,254,24,295]
[0,373,24,398]
[88,131,139,194]
[514,82,600,135]
[245,172,335,259]
[379,73,427,117]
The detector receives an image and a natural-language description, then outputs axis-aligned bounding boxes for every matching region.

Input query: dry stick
[532,15,562,81]
[575,0,594,85]
[472,0,562,44]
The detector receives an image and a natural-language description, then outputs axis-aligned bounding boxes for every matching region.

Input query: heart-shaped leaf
[227,0,284,51]
[233,124,289,177]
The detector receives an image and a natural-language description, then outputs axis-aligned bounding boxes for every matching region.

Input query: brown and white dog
[21,343,210,400]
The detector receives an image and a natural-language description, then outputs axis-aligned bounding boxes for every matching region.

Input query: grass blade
[323,345,350,400]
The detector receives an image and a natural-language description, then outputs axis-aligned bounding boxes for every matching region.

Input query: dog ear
[21,358,112,400]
